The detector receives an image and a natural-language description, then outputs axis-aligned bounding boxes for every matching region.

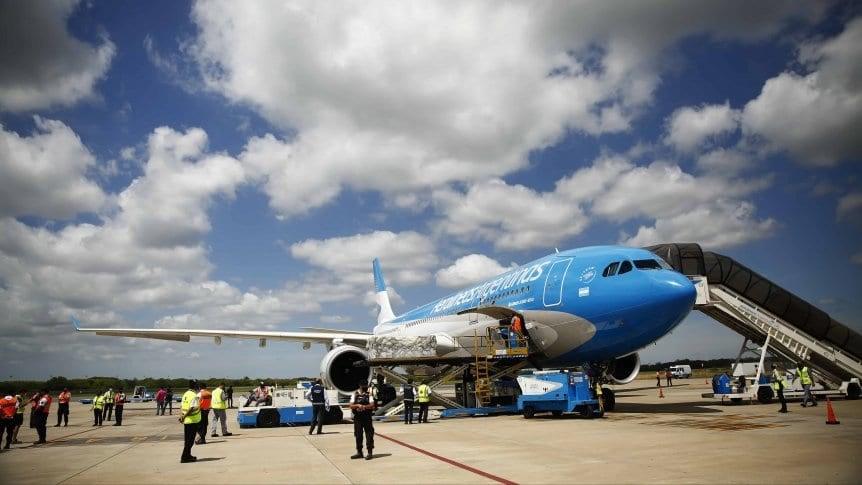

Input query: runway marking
[377,432,518,485]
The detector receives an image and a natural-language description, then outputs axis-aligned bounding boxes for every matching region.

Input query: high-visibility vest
[39,395,52,414]
[181,390,201,424]
[114,393,125,406]
[799,367,812,385]
[211,388,227,409]
[772,369,785,390]
[199,389,212,411]
[59,391,71,404]
[93,395,105,410]
[0,396,16,418]
[417,384,431,403]
[103,390,114,403]
[15,395,24,414]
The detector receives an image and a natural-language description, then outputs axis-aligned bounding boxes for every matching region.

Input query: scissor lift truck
[517,370,603,419]
[236,382,343,428]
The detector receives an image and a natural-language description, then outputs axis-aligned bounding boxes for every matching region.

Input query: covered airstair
[647,243,862,395]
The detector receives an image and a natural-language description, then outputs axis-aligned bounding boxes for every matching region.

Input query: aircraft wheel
[523,406,535,419]
[551,410,563,418]
[601,387,615,411]
[757,386,774,404]
[257,408,280,428]
[847,383,861,400]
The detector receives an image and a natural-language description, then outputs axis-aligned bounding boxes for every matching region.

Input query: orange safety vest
[114,393,125,406]
[0,396,16,418]
[39,395,52,414]
[59,391,71,404]
[199,390,212,411]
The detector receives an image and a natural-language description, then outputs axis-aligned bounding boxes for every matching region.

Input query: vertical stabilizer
[373,258,396,324]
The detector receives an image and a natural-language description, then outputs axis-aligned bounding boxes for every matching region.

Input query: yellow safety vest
[798,367,812,385]
[211,388,227,410]
[772,370,784,390]
[93,395,105,410]
[15,395,24,415]
[417,384,431,403]
[181,390,201,424]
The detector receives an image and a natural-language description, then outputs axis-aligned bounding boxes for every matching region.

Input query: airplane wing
[71,317,372,347]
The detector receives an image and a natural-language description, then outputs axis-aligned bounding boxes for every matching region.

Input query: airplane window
[656,258,673,270]
[602,262,620,277]
[633,259,662,270]
[618,260,633,274]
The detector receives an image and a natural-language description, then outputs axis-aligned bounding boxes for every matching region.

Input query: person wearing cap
[179,380,201,463]
[32,389,51,444]
[55,387,71,427]
[349,381,375,460]
[102,387,115,422]
[305,378,330,435]
[113,388,126,426]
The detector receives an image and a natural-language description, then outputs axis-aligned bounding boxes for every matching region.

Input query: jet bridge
[647,243,862,393]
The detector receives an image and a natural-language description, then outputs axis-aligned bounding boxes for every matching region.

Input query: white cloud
[435,254,514,289]
[0,117,107,218]
[742,18,862,166]
[837,192,862,227]
[665,102,740,154]
[290,231,438,287]
[432,179,589,251]
[185,1,823,218]
[0,0,116,112]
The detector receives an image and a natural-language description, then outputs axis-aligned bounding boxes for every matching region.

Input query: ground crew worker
[226,385,233,408]
[165,388,174,415]
[92,391,105,426]
[796,362,817,407]
[306,378,330,435]
[55,388,71,427]
[102,388,115,422]
[196,383,212,444]
[401,378,416,424]
[28,390,40,430]
[655,371,661,387]
[210,382,232,437]
[772,364,787,413]
[179,380,201,463]
[33,389,51,444]
[11,390,26,444]
[113,388,125,425]
[1,392,18,450]
[349,381,375,460]
[595,382,604,412]
[249,382,269,407]
[417,380,431,423]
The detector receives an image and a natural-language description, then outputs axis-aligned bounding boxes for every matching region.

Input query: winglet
[70,316,81,330]
[372,258,395,324]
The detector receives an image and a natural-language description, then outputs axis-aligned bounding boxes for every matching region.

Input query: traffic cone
[825,397,840,425]
[658,386,665,398]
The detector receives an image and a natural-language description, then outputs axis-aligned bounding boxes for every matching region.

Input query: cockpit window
[634,259,662,270]
[656,258,673,270]
[602,262,620,277]
[618,260,633,274]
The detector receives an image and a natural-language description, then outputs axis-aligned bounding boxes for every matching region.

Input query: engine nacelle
[607,352,641,385]
[320,345,371,394]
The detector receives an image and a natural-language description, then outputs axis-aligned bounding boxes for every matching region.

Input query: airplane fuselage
[374,246,696,367]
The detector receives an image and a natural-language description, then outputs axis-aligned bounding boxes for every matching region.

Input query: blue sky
[1,1,860,381]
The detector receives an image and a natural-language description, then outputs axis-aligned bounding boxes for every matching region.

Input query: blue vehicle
[517,370,603,419]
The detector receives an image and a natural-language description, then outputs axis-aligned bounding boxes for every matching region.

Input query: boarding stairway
[647,244,862,389]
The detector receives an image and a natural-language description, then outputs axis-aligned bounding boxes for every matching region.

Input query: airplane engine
[607,352,640,385]
[320,345,371,394]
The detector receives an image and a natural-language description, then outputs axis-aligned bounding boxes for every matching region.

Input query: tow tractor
[236,382,343,428]
[517,370,603,419]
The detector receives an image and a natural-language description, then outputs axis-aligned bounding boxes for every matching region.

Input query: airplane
[72,245,696,405]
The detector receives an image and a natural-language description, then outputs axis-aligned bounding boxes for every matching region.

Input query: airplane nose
[653,271,697,310]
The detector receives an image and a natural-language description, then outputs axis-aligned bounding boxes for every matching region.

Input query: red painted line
[377,432,518,485]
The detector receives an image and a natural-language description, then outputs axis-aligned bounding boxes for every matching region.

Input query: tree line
[1,375,319,395]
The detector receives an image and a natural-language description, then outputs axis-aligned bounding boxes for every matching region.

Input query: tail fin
[373,258,395,324]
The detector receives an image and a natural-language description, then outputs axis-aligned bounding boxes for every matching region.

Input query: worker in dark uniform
[306,378,329,435]
[349,381,375,460]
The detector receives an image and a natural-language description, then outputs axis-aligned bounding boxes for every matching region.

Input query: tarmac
[2,380,860,484]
